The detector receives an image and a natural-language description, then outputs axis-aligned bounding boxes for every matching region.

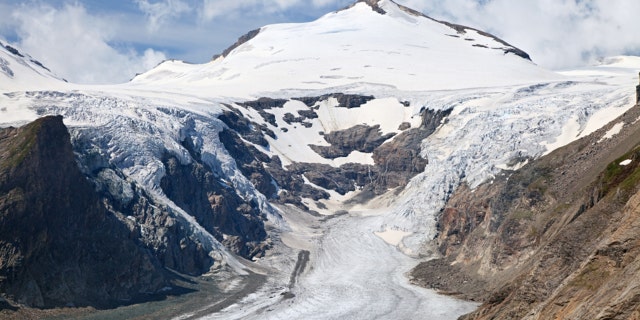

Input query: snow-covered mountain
[1,0,639,318]
[0,38,65,91]
[131,0,558,98]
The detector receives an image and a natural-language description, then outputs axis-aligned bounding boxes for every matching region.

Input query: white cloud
[395,0,640,69]
[3,0,638,84]
[201,0,348,20]
[202,0,289,20]
[10,3,167,84]
[135,0,192,32]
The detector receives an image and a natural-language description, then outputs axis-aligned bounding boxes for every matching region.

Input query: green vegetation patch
[0,120,41,171]
[599,146,640,201]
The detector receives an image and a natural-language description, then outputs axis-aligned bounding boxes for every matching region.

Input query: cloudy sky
[0,0,638,84]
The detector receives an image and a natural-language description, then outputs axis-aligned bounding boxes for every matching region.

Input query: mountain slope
[0,39,65,92]
[131,0,559,98]
[411,97,640,319]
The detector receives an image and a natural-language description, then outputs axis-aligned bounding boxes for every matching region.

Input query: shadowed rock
[0,116,168,308]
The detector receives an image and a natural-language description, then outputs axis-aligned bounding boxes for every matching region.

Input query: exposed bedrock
[218,129,277,199]
[218,107,275,146]
[0,116,168,308]
[229,95,454,203]
[309,124,396,159]
[294,93,375,109]
[160,151,269,260]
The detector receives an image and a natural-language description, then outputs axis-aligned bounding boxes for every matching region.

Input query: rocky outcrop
[295,93,374,109]
[228,95,449,207]
[310,124,395,159]
[411,104,640,319]
[161,151,269,260]
[218,129,277,199]
[341,0,386,15]
[0,116,168,308]
[282,110,317,128]
[79,146,219,277]
[265,156,330,209]
[237,98,288,127]
[370,108,452,188]
[288,162,376,196]
[216,105,331,210]
[214,28,261,59]
[218,107,274,147]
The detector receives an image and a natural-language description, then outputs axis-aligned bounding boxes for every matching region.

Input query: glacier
[1,0,640,319]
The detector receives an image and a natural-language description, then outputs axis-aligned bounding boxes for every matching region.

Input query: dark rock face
[342,0,386,15]
[160,153,269,260]
[0,116,167,308]
[217,103,332,210]
[239,97,288,110]
[73,131,218,277]
[371,129,428,186]
[291,106,448,196]
[282,111,315,128]
[218,129,277,200]
[214,28,261,59]
[420,108,452,134]
[102,177,214,276]
[398,122,411,131]
[229,95,448,205]
[288,163,371,195]
[218,108,274,146]
[310,124,396,159]
[295,93,374,109]
[3,44,23,58]
[265,156,330,209]
[370,108,452,189]
[237,98,288,127]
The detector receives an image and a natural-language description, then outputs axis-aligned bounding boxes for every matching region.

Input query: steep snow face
[0,39,65,92]
[0,39,70,126]
[131,0,559,99]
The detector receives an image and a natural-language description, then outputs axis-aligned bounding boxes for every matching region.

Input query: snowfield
[1,0,640,319]
[130,0,560,99]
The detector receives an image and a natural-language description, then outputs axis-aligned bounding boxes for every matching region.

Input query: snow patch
[541,116,580,155]
[599,122,624,142]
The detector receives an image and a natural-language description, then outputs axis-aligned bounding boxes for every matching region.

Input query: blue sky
[1,0,639,84]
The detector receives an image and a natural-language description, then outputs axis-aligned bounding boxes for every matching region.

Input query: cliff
[412,102,640,319]
[0,116,167,309]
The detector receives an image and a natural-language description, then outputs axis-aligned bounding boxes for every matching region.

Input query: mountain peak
[346,0,530,61]
[136,0,556,96]
[355,0,387,14]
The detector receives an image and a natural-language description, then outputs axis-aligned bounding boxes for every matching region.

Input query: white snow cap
[131,0,560,98]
